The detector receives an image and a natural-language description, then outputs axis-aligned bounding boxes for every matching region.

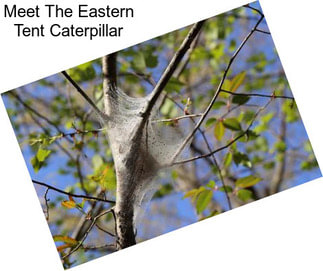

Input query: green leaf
[304,141,313,153]
[261,112,275,123]
[237,189,253,202]
[132,52,146,71]
[301,159,318,170]
[219,185,233,193]
[206,180,216,189]
[263,161,275,170]
[31,156,41,173]
[214,121,225,140]
[236,175,261,188]
[67,61,96,82]
[282,100,298,123]
[222,79,232,92]
[145,53,158,68]
[212,101,226,110]
[223,152,233,167]
[233,151,250,166]
[183,186,205,201]
[79,199,86,209]
[65,120,74,130]
[274,140,287,153]
[205,117,217,128]
[196,190,213,214]
[36,148,51,162]
[243,110,256,122]
[232,95,250,105]
[223,118,241,131]
[230,71,246,92]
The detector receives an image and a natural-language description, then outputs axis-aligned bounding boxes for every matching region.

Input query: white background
[0,0,322,270]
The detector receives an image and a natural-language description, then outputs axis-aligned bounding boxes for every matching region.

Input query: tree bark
[102,53,139,249]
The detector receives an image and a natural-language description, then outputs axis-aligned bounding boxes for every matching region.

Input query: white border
[0,0,322,270]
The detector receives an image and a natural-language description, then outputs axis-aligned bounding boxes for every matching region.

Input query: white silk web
[98,87,188,224]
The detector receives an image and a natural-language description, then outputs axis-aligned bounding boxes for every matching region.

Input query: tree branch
[61,71,106,120]
[32,180,115,204]
[172,98,272,165]
[62,207,114,260]
[141,20,206,122]
[170,8,265,163]
[220,89,294,100]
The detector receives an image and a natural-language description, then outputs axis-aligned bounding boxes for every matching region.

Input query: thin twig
[142,20,206,121]
[170,8,265,163]
[10,91,67,137]
[62,207,114,259]
[32,180,115,204]
[61,71,106,119]
[44,188,50,221]
[220,89,294,100]
[152,113,203,123]
[95,223,115,237]
[82,243,116,251]
[173,99,273,165]
[255,28,271,35]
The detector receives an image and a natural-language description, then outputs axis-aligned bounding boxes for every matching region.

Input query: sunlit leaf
[206,180,216,189]
[196,190,213,214]
[230,71,246,92]
[237,189,253,202]
[212,101,226,110]
[236,175,261,188]
[223,118,241,131]
[61,200,76,209]
[214,121,225,140]
[53,235,79,246]
[36,148,51,162]
[223,152,233,167]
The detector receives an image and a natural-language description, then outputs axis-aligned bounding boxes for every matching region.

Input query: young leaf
[36,148,52,163]
[223,118,241,131]
[53,235,79,246]
[183,186,205,201]
[206,180,216,189]
[31,156,41,173]
[236,175,261,188]
[223,152,233,167]
[219,185,233,193]
[132,52,146,71]
[230,71,246,92]
[212,101,226,110]
[61,200,76,209]
[214,121,225,140]
[145,53,158,68]
[232,95,250,105]
[196,190,213,214]
[237,189,253,202]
